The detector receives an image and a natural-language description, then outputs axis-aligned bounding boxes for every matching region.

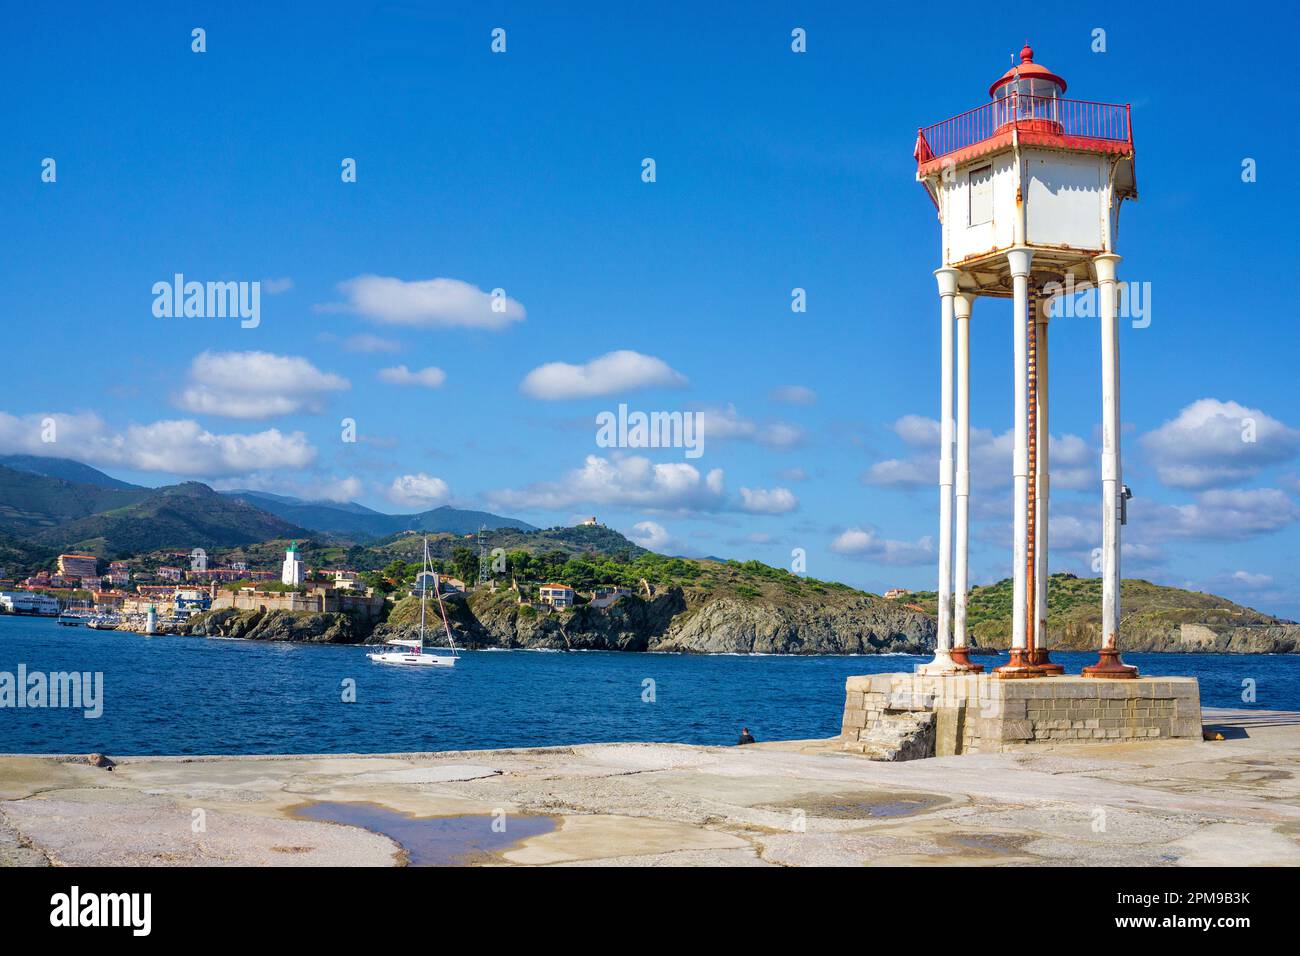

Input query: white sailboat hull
[366,651,457,667]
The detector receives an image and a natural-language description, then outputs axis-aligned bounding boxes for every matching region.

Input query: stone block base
[841,673,1202,756]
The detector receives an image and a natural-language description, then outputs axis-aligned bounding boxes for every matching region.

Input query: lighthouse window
[968,164,994,225]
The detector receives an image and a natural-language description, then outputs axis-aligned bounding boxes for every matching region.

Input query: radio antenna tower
[477,525,490,584]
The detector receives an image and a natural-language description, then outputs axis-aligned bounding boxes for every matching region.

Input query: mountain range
[221,489,535,539]
[0,455,534,558]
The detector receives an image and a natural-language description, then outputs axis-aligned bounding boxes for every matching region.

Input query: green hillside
[369,523,647,563]
[0,464,151,537]
[32,482,309,558]
[0,532,58,577]
[899,573,1288,647]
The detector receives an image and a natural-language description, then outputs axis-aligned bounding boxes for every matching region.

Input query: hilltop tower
[477,525,490,584]
[913,43,1138,678]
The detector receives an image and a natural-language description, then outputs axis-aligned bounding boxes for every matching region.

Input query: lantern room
[991,43,1066,132]
[914,43,1137,298]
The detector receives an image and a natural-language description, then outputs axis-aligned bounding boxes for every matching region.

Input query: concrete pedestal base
[841,673,1202,757]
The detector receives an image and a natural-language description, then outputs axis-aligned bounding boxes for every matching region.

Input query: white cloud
[1049,433,1095,490]
[777,467,809,482]
[738,486,798,515]
[1230,570,1274,589]
[1140,398,1300,489]
[520,350,687,400]
[627,520,672,550]
[261,277,294,294]
[320,276,525,330]
[770,384,817,406]
[893,414,940,448]
[863,457,931,487]
[343,334,401,354]
[117,421,317,476]
[377,365,447,388]
[1136,488,1300,542]
[0,411,317,478]
[697,405,804,449]
[830,527,935,565]
[864,414,1093,490]
[386,473,451,509]
[174,351,349,420]
[1043,488,1298,564]
[488,454,725,512]
[1046,513,1098,551]
[761,422,806,449]
[489,455,799,517]
[308,476,364,502]
[212,473,363,503]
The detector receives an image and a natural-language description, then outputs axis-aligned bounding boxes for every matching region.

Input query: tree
[451,546,478,584]
[506,550,532,580]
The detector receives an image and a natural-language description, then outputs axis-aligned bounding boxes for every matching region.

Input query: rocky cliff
[369,586,937,655]
[180,607,360,644]
[1044,621,1300,654]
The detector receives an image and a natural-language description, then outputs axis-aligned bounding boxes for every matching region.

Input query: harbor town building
[56,553,98,581]
[538,584,576,608]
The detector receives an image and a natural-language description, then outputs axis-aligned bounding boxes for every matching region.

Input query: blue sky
[3,2,1299,617]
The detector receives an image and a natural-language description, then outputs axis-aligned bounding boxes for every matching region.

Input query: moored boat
[367,537,460,668]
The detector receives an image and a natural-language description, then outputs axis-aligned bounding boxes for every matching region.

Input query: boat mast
[419,536,430,653]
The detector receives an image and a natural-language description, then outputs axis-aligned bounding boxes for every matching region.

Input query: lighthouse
[281,541,305,586]
[913,44,1138,679]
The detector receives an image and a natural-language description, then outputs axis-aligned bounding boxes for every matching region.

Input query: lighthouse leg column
[1031,292,1063,674]
[1084,254,1138,678]
[949,292,982,672]
[995,248,1042,678]
[919,267,963,675]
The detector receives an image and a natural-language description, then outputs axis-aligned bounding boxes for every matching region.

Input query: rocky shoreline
[182,586,937,654]
[177,587,1300,655]
[180,607,361,644]
[374,587,937,654]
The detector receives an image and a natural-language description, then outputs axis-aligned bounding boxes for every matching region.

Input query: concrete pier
[2,707,1297,867]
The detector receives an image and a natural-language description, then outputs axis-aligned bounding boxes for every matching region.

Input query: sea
[1,614,1296,756]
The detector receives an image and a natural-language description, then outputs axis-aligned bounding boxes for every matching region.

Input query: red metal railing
[917,94,1132,165]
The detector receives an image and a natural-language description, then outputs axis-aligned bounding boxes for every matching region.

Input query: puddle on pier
[942,832,1035,855]
[761,790,949,820]
[294,801,557,866]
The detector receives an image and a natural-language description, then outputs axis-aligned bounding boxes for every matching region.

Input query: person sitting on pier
[737,727,755,746]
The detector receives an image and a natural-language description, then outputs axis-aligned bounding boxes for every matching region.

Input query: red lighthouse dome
[989,43,1067,98]
[989,43,1067,135]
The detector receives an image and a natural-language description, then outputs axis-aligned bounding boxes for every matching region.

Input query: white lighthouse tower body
[914,44,1138,678]
[281,541,305,587]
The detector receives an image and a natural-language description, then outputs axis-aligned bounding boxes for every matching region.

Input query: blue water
[1,615,1296,755]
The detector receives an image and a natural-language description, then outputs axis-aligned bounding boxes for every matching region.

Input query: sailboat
[366,537,460,668]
